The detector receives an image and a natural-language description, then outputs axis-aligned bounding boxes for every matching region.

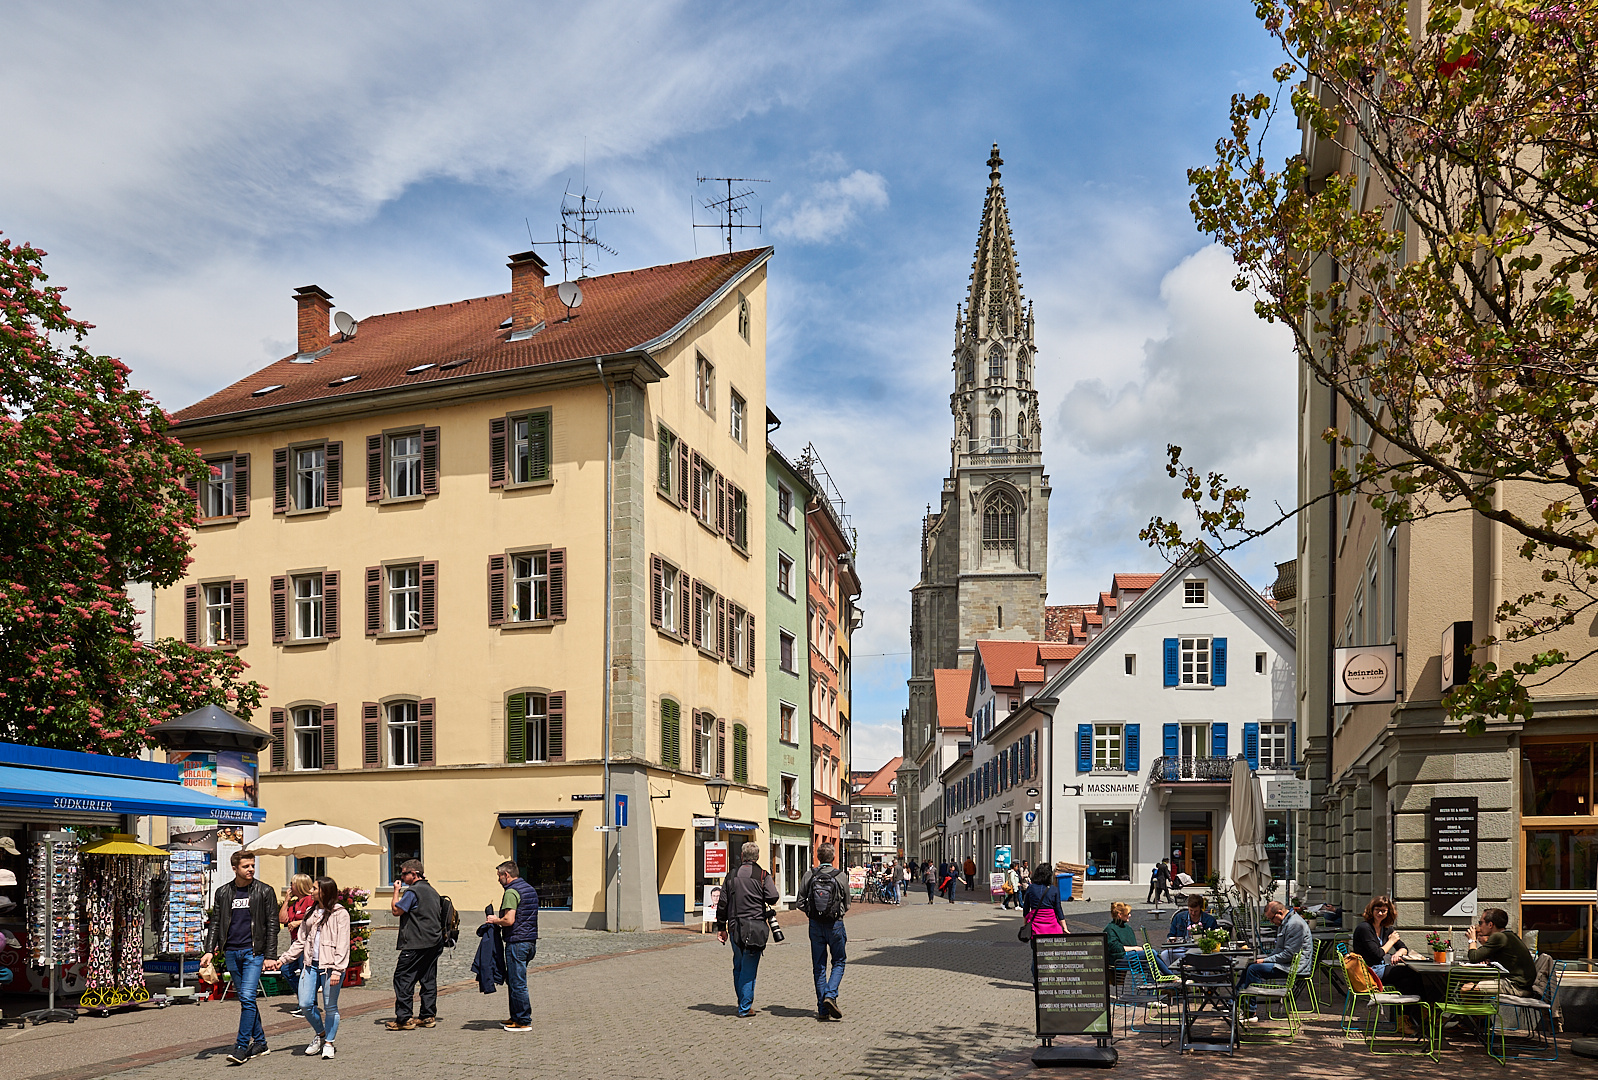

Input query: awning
[498,813,577,830]
[0,741,266,824]
[692,816,760,833]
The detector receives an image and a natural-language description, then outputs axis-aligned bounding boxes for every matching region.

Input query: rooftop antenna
[694,176,768,254]
[526,185,634,283]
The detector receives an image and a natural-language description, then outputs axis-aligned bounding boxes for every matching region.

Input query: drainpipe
[599,358,616,932]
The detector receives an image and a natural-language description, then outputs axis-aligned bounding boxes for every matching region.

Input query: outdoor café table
[1177,952,1240,1054]
[1157,943,1254,971]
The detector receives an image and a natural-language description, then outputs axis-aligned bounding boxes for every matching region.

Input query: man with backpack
[714,842,780,1018]
[485,860,538,1032]
[387,859,444,1031]
[797,842,851,1021]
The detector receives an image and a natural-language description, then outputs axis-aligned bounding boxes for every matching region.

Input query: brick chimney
[294,285,334,360]
[507,251,548,340]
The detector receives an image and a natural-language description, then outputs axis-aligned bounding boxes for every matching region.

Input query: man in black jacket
[200,850,280,1065]
[387,859,444,1031]
[714,842,779,1018]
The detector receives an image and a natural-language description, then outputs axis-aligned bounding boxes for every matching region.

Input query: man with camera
[797,842,850,1021]
[714,841,781,1018]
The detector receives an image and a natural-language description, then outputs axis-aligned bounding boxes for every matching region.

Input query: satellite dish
[333,311,357,338]
[557,280,584,310]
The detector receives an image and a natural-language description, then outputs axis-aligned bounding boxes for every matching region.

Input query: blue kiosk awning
[0,740,267,824]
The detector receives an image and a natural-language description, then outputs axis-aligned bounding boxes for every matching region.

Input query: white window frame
[1124,654,1136,676]
[1256,651,1267,675]
[1179,636,1211,686]
[388,700,420,768]
[779,630,796,674]
[293,573,324,640]
[1183,580,1208,606]
[696,712,716,777]
[695,354,715,414]
[294,444,326,510]
[778,553,794,597]
[293,705,322,771]
[511,551,550,623]
[204,458,234,518]
[779,701,797,744]
[1093,724,1123,771]
[389,564,421,632]
[523,692,550,764]
[659,563,679,634]
[1258,722,1289,769]
[777,484,794,526]
[204,583,232,646]
[388,431,423,498]
[729,389,746,445]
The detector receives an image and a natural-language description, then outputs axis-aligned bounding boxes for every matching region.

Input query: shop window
[1521,903,1592,962]
[514,825,573,910]
[1523,742,1592,817]
[1085,811,1130,881]
[382,821,422,886]
[1523,828,1598,892]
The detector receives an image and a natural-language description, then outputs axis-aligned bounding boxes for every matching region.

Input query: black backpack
[438,893,461,948]
[804,868,844,920]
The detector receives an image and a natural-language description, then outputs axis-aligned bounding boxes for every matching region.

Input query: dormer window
[1184,580,1208,606]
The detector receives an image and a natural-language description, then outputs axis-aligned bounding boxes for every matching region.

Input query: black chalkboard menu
[1428,796,1479,917]
[1032,932,1111,1036]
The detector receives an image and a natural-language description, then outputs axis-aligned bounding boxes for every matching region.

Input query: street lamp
[933,819,946,866]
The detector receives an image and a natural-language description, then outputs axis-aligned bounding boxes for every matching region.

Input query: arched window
[1016,412,1028,448]
[962,350,975,386]
[983,493,1017,554]
[989,409,1004,450]
[988,344,1005,381]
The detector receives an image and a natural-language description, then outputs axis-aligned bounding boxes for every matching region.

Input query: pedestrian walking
[387,859,443,1031]
[714,841,779,1018]
[200,849,280,1066]
[798,842,850,1021]
[1002,865,1021,910]
[1021,863,1069,983]
[1146,860,1166,904]
[485,860,539,1032]
[962,856,977,892]
[939,861,956,903]
[922,860,936,904]
[265,875,349,1060]
[276,873,316,1007]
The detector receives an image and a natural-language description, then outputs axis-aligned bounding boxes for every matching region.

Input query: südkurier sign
[0,740,267,823]
[1332,644,1398,705]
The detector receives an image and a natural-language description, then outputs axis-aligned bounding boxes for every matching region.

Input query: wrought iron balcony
[1150,755,1235,783]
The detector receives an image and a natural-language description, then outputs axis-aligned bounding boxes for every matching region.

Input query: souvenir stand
[77,834,167,1015]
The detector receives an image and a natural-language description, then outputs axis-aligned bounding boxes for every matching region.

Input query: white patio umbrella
[1229,755,1271,946]
[247,823,380,859]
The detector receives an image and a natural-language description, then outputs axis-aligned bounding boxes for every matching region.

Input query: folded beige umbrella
[247,823,380,858]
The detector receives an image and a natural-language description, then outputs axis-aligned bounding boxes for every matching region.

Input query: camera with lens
[765,905,784,943]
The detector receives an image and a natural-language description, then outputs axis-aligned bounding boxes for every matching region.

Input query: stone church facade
[899,146,1051,846]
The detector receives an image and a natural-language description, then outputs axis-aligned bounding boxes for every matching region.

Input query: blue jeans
[298,965,342,1042]
[223,949,266,1050]
[1236,961,1283,994]
[505,940,536,1025]
[730,939,762,1015]
[809,918,847,1012]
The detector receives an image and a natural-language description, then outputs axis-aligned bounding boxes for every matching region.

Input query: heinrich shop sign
[1332,644,1398,705]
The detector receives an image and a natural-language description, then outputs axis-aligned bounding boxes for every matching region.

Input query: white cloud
[770,171,890,244]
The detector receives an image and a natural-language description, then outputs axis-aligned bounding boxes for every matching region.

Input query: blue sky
[2,1,1300,771]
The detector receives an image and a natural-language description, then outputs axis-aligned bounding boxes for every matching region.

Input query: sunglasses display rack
[20,831,79,1025]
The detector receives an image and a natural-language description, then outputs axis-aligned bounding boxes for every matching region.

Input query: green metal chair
[1343,952,1429,1055]
[1140,942,1181,992]
[1431,963,1504,1064]
[1236,949,1306,1041]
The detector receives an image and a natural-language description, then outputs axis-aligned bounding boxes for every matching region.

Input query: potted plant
[1195,927,1230,954]
[338,887,372,986]
[1426,930,1450,963]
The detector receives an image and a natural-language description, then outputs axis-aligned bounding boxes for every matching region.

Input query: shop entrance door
[1169,829,1211,884]
[513,827,573,910]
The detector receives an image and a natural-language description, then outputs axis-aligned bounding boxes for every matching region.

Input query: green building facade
[766,441,814,902]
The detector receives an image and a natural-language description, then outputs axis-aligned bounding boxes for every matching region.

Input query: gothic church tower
[903,145,1051,771]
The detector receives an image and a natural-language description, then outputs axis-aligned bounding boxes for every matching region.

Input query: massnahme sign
[1332,644,1398,705]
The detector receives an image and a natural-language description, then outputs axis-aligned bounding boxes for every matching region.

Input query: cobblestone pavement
[6,897,1564,1080]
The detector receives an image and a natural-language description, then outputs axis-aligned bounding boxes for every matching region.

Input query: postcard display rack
[162,850,206,982]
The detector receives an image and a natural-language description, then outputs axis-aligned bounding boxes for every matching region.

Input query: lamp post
[705,778,731,861]
[933,819,946,867]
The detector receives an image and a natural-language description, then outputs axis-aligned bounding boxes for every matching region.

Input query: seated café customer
[1105,903,1138,981]
[1466,907,1538,997]
[1168,895,1218,939]
[1353,895,1424,1036]
[1237,901,1312,1000]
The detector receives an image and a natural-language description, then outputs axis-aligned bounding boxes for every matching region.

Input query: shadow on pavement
[686,1003,742,1017]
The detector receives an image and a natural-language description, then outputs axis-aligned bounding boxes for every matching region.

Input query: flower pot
[1432,950,1448,963]
[1200,942,1219,954]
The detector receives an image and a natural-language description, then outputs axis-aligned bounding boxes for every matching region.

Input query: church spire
[964,143,1027,342]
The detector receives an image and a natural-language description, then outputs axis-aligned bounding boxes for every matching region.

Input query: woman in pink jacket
[267,876,350,1059]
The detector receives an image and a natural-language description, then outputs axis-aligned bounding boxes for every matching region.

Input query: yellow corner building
[157,247,774,929]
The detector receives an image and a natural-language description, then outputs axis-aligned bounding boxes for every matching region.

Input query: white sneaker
[303,1038,323,1056]
[321,1043,335,1060]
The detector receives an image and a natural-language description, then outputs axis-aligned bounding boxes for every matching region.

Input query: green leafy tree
[1146,1,1598,730]
[0,235,263,753]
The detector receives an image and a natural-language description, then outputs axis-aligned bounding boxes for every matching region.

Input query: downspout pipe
[599,358,616,932]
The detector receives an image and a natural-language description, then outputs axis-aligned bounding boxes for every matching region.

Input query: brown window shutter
[714,473,726,534]
[230,579,248,646]
[691,710,703,773]
[366,434,383,502]
[322,570,340,639]
[419,560,438,630]
[547,548,566,621]
[272,447,289,514]
[715,595,727,658]
[184,584,199,645]
[184,471,201,511]
[489,417,507,488]
[320,703,338,771]
[679,573,691,642]
[746,613,756,673]
[547,692,565,762]
[487,554,507,625]
[271,575,288,644]
[232,453,251,517]
[650,556,663,627]
[677,440,691,508]
[362,702,381,768]
[269,708,287,772]
[324,441,342,506]
[418,698,435,766]
[691,581,702,648]
[421,426,441,495]
[691,455,703,520]
[717,718,726,777]
[364,566,381,636]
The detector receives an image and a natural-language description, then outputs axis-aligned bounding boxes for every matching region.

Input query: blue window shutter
[1077,724,1093,772]
[1212,723,1228,759]
[1289,721,1298,767]
[1212,637,1228,686]
[1244,722,1260,772]
[1125,724,1140,772]
[1163,723,1179,759]
[1164,638,1179,686]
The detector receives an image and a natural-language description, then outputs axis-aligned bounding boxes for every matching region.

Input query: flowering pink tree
[0,235,263,754]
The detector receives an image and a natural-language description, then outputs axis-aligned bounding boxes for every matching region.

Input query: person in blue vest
[485,861,539,1032]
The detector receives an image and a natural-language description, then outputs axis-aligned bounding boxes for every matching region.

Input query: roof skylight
[328,374,360,387]
[251,384,284,397]
[405,363,437,375]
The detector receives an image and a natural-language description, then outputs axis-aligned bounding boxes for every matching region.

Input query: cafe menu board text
[1032,933,1110,1036]
[1428,796,1479,918]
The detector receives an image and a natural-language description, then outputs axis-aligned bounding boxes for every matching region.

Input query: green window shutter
[506,693,526,764]
[528,410,551,482]
[662,699,680,769]
[657,428,673,495]
[733,723,748,784]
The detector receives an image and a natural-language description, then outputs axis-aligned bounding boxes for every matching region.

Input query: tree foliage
[1144,1,1598,729]
[0,235,263,754]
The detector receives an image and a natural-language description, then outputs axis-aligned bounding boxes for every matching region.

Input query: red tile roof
[172,249,769,425]
[974,640,1047,689]
[934,669,973,730]
[1114,573,1161,592]
[1015,667,1045,682]
[1100,592,1116,608]
[1044,604,1096,641]
[1084,612,1103,626]
[1038,643,1080,661]
[855,757,903,798]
